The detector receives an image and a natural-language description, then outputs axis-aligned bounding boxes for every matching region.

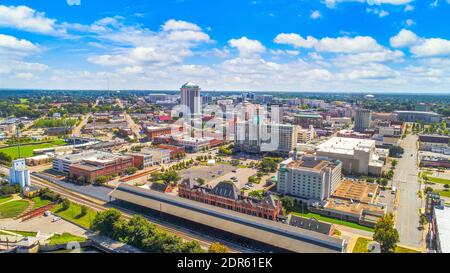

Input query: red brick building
[144,126,182,140]
[69,155,133,183]
[157,144,186,160]
[179,179,282,221]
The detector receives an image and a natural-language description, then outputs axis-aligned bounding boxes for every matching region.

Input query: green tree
[208,242,229,253]
[280,196,295,212]
[91,209,122,238]
[373,213,399,253]
[61,198,71,211]
[80,205,88,217]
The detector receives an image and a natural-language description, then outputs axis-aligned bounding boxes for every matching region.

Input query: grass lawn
[353,237,371,253]
[291,209,374,232]
[0,200,29,219]
[0,140,67,160]
[352,237,420,253]
[3,230,38,237]
[31,196,52,210]
[48,233,86,246]
[51,203,97,229]
[435,190,450,198]
[395,246,420,253]
[427,177,450,185]
[0,196,12,204]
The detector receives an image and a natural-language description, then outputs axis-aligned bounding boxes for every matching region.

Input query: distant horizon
[1,88,450,96]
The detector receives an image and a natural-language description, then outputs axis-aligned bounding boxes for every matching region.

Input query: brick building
[179,179,282,220]
[69,153,133,183]
[157,144,186,160]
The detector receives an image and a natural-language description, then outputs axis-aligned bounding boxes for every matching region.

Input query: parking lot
[180,164,238,183]
[0,216,88,237]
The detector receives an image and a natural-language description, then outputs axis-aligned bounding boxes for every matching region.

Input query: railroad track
[30,175,248,253]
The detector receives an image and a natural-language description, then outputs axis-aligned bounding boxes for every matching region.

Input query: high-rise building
[235,121,299,154]
[354,108,372,132]
[277,155,342,201]
[9,159,31,189]
[180,82,201,118]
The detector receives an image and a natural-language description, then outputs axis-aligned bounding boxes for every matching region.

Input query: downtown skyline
[0,0,450,92]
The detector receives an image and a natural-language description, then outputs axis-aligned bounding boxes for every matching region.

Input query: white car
[44,211,52,217]
[52,217,61,222]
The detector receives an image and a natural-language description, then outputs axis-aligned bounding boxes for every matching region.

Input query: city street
[393,134,424,249]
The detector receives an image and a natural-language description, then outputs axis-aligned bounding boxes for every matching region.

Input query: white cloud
[391,29,450,57]
[0,34,39,54]
[274,33,317,48]
[275,33,384,53]
[0,5,66,36]
[390,29,420,48]
[366,8,389,17]
[162,19,201,32]
[323,0,413,8]
[405,19,415,27]
[228,37,266,57]
[66,0,81,6]
[310,10,322,20]
[404,4,414,11]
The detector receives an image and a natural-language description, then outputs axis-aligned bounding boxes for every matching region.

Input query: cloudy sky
[0,0,450,92]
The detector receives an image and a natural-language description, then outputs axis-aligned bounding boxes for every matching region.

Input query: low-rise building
[419,134,450,155]
[316,137,384,176]
[176,137,210,153]
[432,205,450,253]
[294,113,323,129]
[140,148,170,165]
[69,152,133,183]
[395,111,443,123]
[179,179,282,221]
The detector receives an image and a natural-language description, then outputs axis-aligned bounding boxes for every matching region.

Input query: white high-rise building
[9,159,31,189]
[180,82,202,118]
[277,155,342,201]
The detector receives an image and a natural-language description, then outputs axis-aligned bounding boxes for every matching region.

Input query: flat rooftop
[324,198,385,217]
[287,157,337,173]
[317,137,375,155]
[332,180,379,204]
[435,206,450,253]
[109,183,345,253]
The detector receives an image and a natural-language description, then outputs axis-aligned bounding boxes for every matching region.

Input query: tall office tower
[354,108,372,132]
[180,82,202,118]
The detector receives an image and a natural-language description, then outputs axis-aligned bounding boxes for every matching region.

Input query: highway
[392,134,424,249]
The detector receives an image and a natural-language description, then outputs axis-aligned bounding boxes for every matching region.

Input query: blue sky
[0,0,450,92]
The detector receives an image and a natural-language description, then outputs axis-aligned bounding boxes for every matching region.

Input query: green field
[427,177,450,185]
[0,196,12,204]
[33,118,77,129]
[51,203,97,229]
[395,246,420,253]
[31,196,52,210]
[0,200,29,219]
[436,190,450,198]
[291,210,374,232]
[48,233,86,245]
[353,237,371,253]
[352,237,420,253]
[0,230,38,237]
[0,139,66,160]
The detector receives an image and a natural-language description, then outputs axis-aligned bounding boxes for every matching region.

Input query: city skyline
[1,1,450,92]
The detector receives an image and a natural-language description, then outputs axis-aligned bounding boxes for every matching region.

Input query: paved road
[393,134,423,248]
